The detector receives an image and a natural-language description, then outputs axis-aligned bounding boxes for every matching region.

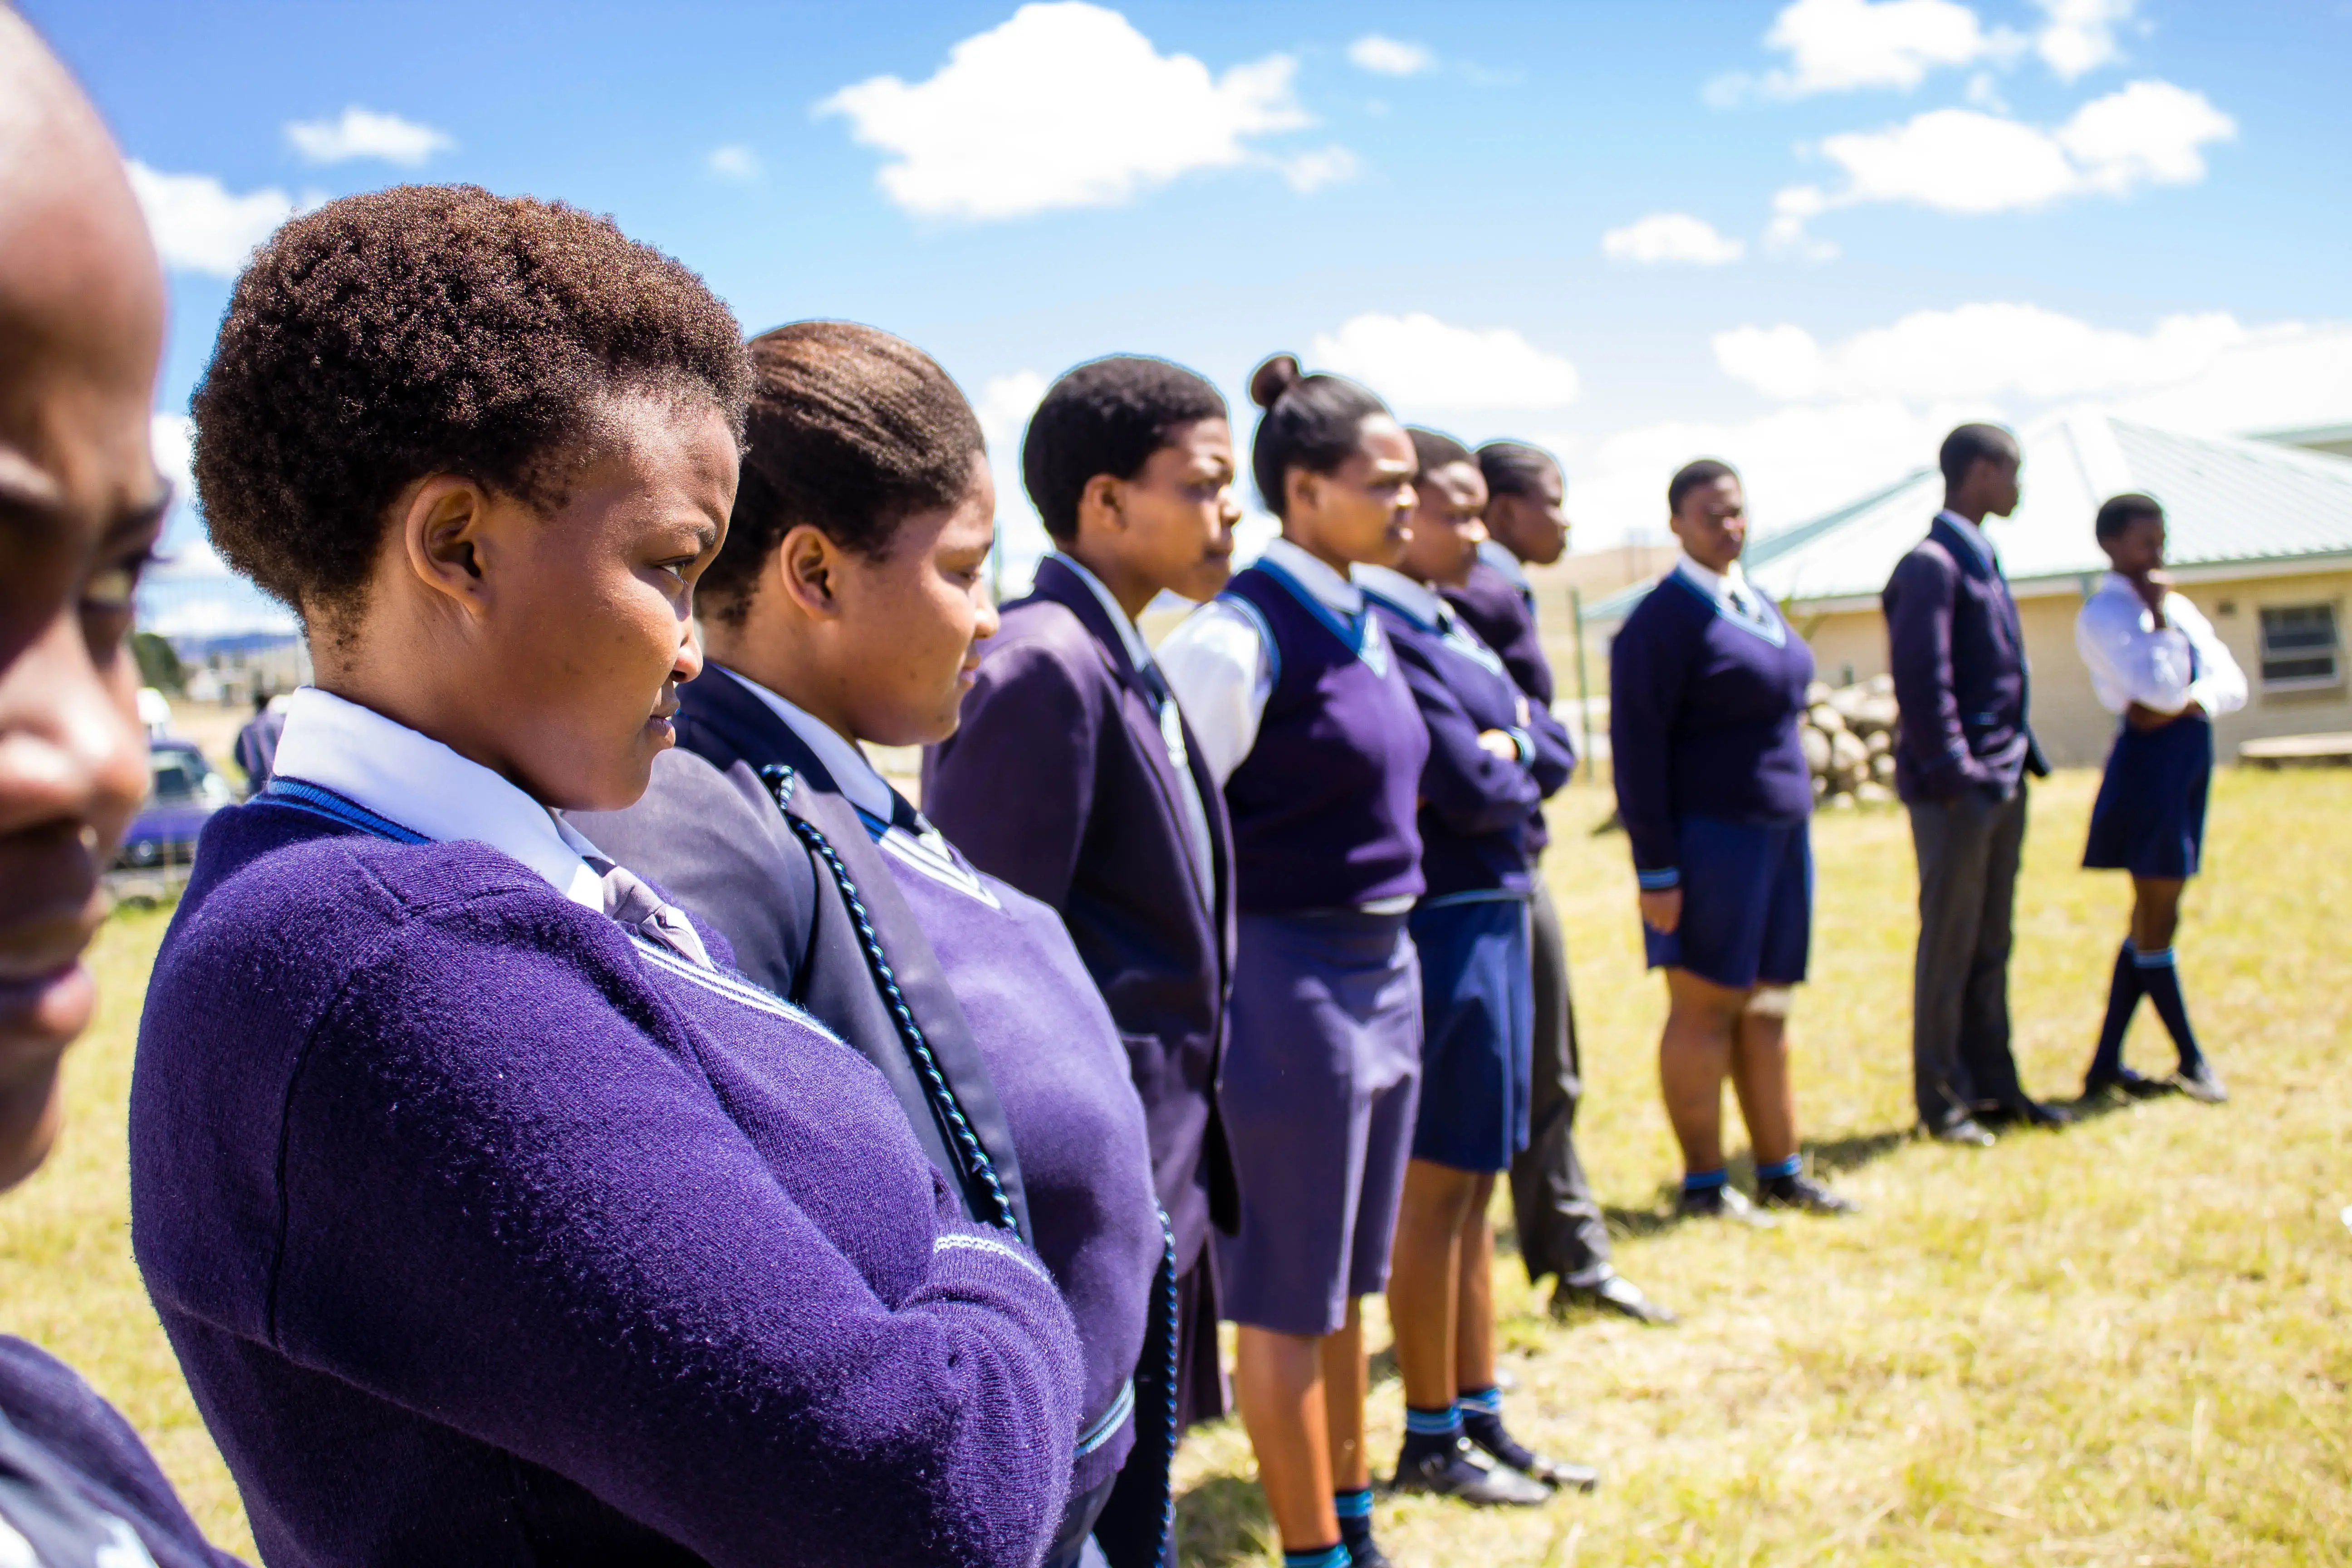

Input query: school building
[1581,412,2352,768]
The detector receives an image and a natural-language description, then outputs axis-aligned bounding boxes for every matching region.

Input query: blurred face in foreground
[1671,475,1748,576]
[1397,459,1490,588]
[0,10,169,1189]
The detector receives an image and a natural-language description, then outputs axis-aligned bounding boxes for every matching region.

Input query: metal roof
[1585,412,2352,623]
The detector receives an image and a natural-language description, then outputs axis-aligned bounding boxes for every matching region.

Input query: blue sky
[31,0,2352,637]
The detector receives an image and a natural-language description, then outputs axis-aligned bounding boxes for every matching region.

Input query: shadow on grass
[1583,1126,1917,1239]
[1174,1473,1274,1568]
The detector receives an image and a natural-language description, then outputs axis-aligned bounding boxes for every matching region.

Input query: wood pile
[1802,675,1900,808]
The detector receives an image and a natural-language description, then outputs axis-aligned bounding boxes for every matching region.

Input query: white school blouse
[2073,573,2247,719]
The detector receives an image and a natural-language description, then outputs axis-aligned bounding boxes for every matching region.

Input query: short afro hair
[2094,491,2164,540]
[1022,355,1226,543]
[699,320,985,624]
[1477,440,1560,501]
[1668,458,1738,516]
[1938,422,2018,490]
[1406,426,1472,476]
[192,185,750,620]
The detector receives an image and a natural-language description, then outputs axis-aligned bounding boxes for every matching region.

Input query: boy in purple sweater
[1609,461,1851,1222]
[0,15,242,1564]
[130,194,1084,1567]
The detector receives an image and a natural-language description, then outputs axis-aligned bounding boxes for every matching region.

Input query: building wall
[1789,569,2352,767]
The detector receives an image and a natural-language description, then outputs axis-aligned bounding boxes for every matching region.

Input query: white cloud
[2035,0,2138,80]
[1310,312,1580,412]
[2112,322,2352,439]
[150,412,193,507]
[975,370,1049,455]
[125,162,295,277]
[1279,145,1360,193]
[1721,0,2022,99]
[1347,35,1434,77]
[707,144,762,182]
[284,106,455,166]
[1602,213,1745,265]
[817,2,1320,221]
[1767,80,2234,247]
[1715,304,2249,402]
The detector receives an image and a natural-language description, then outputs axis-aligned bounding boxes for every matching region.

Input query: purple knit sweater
[129,799,1083,1568]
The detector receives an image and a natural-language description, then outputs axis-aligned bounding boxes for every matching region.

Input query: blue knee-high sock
[2087,941,2142,1083]
[1332,1487,1374,1558]
[2133,946,2204,1071]
[1284,1548,1348,1568]
[1399,1402,1462,1470]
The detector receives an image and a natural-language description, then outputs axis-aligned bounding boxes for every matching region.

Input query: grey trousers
[1509,874,1612,1287]
[1906,785,2032,1127]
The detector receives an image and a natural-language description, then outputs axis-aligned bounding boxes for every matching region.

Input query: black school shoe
[2084,1066,2177,1101]
[1552,1271,1678,1326]
[1391,1438,1552,1506]
[1675,1185,1778,1227]
[1462,1419,1600,1493]
[1759,1172,1857,1214]
[1976,1098,2076,1129]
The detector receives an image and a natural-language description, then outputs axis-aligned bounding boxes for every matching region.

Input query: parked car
[117,739,232,869]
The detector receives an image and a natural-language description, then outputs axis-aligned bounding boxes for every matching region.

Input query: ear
[396,474,501,619]
[1284,466,1321,520]
[769,522,846,621]
[1072,472,1125,548]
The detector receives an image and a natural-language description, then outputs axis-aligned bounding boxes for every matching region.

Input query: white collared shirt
[1934,509,1999,571]
[1672,552,1769,618]
[713,665,895,823]
[270,686,610,908]
[1157,536,1364,789]
[2074,573,2248,719]
[1476,538,1536,608]
[1353,563,1443,627]
[1049,552,1218,905]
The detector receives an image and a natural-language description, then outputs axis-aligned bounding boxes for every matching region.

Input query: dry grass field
[3,766,2345,1564]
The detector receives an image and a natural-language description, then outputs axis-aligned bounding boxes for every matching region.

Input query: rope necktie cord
[758,764,1021,1236]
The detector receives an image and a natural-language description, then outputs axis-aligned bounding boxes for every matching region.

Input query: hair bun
[1249,353,1303,410]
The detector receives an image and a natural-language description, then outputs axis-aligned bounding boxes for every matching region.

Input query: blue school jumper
[581,674,1176,1568]
[131,790,1084,1568]
[1210,563,1430,1337]
[1610,564,1817,990]
[1363,573,1568,1174]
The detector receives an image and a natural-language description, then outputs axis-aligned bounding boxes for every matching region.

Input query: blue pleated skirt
[2084,715,2213,878]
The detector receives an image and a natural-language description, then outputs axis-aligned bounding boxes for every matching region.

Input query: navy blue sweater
[1609,569,1815,880]
[130,799,1083,1568]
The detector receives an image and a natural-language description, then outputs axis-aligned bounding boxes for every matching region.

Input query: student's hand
[1514,693,1532,726]
[2128,571,2171,627]
[1639,887,1681,934]
[1478,728,1521,761]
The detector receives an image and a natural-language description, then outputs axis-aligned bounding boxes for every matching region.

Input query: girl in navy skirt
[130,194,1085,1568]
[2075,494,2245,1103]
[1158,356,1429,1568]
[1359,428,1594,1508]
[578,322,1171,1568]
[1610,461,1853,1222]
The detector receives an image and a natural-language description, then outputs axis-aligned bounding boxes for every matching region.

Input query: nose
[0,611,148,856]
[973,586,1001,644]
[1465,518,1490,544]
[672,614,705,685]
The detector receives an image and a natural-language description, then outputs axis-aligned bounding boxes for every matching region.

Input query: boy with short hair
[923,353,1244,1548]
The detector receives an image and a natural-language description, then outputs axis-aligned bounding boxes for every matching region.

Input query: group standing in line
[0,20,2244,1568]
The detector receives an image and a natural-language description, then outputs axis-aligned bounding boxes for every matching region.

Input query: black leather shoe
[1347,1544,1393,1568]
[1760,1173,1857,1214]
[1979,1098,2074,1129]
[1923,1115,1996,1147]
[1463,1418,1601,1492]
[2173,1061,2229,1103]
[2084,1066,2176,1100]
[1675,1184,1777,1227]
[1391,1438,1552,1505]
[1553,1271,1677,1326]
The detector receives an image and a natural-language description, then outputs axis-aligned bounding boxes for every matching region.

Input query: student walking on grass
[1445,439,1675,1328]
[1883,424,2068,1147]
[575,322,1168,1568]
[0,14,238,1563]
[922,357,1243,1484]
[132,198,1085,1568]
[2074,494,2244,1105]
[1610,461,1854,1223]
[1360,428,1596,1507]
[1156,356,1429,1568]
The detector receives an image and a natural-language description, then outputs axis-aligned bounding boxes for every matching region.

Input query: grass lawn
[5,767,2347,1564]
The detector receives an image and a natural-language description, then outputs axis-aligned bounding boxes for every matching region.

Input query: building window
[2257,604,2342,690]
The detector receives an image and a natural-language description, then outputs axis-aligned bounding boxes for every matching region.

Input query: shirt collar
[1352,563,1446,628]
[270,686,609,908]
[1673,551,1751,603]
[1049,550,1156,675]
[1259,535,1364,614]
[1935,509,1997,567]
[714,664,895,823]
[1476,538,1533,593]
